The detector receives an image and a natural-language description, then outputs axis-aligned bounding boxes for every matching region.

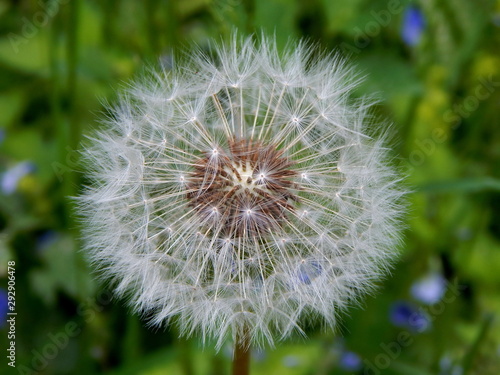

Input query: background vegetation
[0,0,499,374]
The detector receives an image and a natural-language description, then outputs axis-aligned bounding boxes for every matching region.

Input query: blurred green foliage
[0,0,499,374]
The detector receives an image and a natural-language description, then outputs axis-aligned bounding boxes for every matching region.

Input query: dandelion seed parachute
[78,34,406,349]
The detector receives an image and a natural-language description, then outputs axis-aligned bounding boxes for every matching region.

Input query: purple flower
[1,161,36,194]
[390,301,430,332]
[390,301,413,326]
[36,230,59,252]
[283,355,300,368]
[0,288,8,328]
[493,14,500,27]
[411,273,446,305]
[439,355,464,375]
[401,6,425,46]
[339,351,362,372]
[252,348,267,362]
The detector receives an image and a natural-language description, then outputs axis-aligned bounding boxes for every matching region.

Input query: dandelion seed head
[78,33,406,349]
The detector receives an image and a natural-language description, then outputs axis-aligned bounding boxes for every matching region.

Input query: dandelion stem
[232,332,250,375]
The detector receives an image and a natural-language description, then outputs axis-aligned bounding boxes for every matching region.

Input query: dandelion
[78,34,406,374]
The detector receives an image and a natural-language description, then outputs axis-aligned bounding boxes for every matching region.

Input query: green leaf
[253,0,299,48]
[29,234,95,305]
[320,0,365,35]
[354,52,423,123]
[462,314,495,375]
[390,361,434,375]
[0,29,51,75]
[0,89,25,128]
[417,177,500,193]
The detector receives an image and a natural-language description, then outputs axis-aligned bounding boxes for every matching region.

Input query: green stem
[67,0,80,154]
[462,313,494,375]
[232,332,250,375]
[50,1,63,161]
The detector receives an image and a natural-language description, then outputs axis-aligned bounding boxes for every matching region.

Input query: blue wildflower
[252,348,266,362]
[439,355,464,375]
[36,230,59,252]
[401,6,425,46]
[390,301,430,332]
[339,351,362,372]
[493,14,500,27]
[1,161,36,194]
[283,355,300,368]
[411,273,446,305]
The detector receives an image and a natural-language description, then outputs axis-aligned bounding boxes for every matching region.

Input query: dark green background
[0,0,499,374]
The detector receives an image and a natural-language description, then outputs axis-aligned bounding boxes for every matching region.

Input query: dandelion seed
[78,33,406,362]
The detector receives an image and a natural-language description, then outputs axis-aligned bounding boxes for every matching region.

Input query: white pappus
[78,33,406,350]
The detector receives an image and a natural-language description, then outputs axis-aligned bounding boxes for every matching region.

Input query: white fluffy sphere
[78,34,406,349]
